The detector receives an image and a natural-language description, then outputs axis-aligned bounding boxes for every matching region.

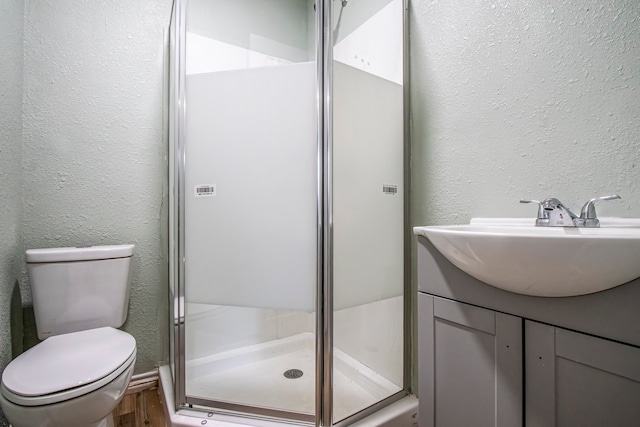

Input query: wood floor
[113,388,167,427]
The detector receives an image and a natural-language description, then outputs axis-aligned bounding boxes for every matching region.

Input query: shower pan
[165,0,412,426]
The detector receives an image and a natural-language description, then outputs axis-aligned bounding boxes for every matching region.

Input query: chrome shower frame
[169,0,412,425]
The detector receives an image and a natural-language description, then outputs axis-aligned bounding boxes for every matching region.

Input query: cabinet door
[526,321,640,427]
[418,293,523,427]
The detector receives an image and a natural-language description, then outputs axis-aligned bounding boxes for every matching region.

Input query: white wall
[332,0,395,45]
[410,0,640,226]
[334,0,403,84]
[21,0,173,373]
[0,0,25,388]
[185,305,313,360]
[334,296,404,386]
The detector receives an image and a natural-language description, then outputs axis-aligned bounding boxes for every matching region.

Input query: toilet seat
[1,327,136,407]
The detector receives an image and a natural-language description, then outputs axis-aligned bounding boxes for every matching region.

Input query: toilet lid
[2,327,136,398]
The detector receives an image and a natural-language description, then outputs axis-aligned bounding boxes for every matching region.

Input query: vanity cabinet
[418,294,523,427]
[418,293,640,427]
[417,234,640,427]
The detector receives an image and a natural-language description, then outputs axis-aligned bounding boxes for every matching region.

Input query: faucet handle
[520,199,546,219]
[578,194,621,227]
[580,194,621,218]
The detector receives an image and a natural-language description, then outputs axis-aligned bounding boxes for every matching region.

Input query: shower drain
[283,369,304,379]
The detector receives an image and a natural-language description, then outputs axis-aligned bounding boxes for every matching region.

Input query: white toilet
[0,245,137,427]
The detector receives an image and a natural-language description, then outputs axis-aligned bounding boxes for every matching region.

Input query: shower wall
[333,0,397,47]
[187,0,312,61]
[185,305,312,360]
[184,296,403,386]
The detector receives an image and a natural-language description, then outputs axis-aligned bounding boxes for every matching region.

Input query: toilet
[0,245,137,427]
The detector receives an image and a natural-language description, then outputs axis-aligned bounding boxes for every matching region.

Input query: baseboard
[125,369,159,395]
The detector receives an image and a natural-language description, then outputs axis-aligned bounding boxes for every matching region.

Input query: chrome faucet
[520,198,577,226]
[520,195,621,227]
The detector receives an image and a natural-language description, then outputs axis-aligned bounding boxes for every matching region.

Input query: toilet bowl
[0,245,137,427]
[0,327,136,427]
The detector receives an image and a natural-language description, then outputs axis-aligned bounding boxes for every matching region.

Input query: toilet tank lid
[26,244,135,263]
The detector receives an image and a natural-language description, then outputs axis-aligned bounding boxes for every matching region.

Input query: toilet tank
[26,244,135,340]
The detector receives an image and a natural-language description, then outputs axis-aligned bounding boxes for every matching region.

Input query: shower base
[186,332,399,420]
[159,333,416,426]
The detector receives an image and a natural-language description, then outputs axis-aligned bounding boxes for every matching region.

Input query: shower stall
[166,0,411,425]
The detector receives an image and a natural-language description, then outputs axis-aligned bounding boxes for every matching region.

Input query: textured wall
[22,0,173,373]
[0,0,24,374]
[410,0,640,226]
[0,2,24,423]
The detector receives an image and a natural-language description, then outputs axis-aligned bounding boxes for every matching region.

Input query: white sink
[414,218,640,297]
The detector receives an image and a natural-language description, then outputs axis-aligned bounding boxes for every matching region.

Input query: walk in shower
[166,0,410,425]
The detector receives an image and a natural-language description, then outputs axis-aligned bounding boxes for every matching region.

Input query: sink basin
[414,218,640,297]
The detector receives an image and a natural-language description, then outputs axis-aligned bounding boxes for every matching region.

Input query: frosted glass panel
[333,61,404,311]
[184,62,316,311]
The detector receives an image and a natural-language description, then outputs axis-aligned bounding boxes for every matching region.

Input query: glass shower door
[331,0,406,422]
[180,0,318,420]
[170,0,409,424]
